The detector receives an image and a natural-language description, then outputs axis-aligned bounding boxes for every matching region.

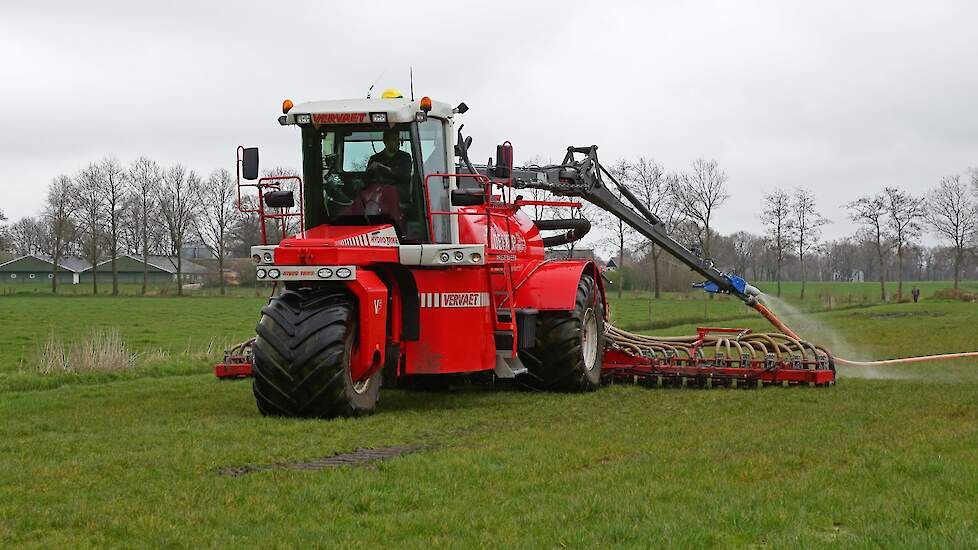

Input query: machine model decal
[338,234,370,247]
[490,225,527,253]
[337,227,399,248]
[312,112,367,124]
[419,292,490,308]
[368,227,399,247]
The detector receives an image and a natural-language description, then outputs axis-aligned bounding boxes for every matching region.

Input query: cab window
[301,123,428,243]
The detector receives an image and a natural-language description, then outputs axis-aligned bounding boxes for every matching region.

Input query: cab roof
[282,97,455,125]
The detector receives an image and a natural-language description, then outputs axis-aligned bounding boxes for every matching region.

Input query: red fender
[514,260,605,313]
[344,270,388,382]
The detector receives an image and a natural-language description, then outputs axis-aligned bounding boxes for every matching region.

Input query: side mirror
[242,147,260,180]
[451,189,485,207]
[492,144,512,179]
[264,190,294,208]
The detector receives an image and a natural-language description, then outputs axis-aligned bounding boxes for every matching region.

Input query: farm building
[0,254,90,284]
[0,254,208,285]
[81,255,207,284]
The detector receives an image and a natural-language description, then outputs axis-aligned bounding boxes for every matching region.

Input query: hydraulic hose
[534,218,591,248]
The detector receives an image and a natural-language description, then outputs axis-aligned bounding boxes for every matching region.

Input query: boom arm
[501,145,760,304]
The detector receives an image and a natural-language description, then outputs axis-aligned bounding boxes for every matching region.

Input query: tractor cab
[280,92,458,245]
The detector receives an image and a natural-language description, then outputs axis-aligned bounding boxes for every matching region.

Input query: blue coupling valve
[693,274,759,297]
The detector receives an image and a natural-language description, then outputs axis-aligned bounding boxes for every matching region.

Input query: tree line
[0,157,293,295]
[3,153,975,302]
[538,157,978,301]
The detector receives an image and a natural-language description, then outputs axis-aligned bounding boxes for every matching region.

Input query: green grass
[1,282,977,546]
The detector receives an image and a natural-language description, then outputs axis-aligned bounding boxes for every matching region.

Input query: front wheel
[521,274,605,391]
[252,290,381,418]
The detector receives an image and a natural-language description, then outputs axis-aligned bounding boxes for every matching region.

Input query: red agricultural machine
[216,92,834,418]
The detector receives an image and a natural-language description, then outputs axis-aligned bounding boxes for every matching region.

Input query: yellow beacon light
[381,89,403,99]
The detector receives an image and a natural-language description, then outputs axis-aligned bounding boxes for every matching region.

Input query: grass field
[1,281,977,547]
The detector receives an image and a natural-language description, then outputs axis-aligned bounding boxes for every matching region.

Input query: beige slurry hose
[750,300,978,367]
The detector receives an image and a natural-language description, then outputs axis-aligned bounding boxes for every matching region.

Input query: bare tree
[604,159,640,298]
[926,175,977,288]
[100,157,126,295]
[158,165,199,296]
[128,157,163,294]
[883,187,926,301]
[74,163,105,295]
[760,188,793,298]
[0,209,8,253]
[8,217,47,255]
[847,194,890,300]
[230,195,263,257]
[671,158,729,260]
[45,175,76,293]
[195,168,239,295]
[792,187,829,300]
[631,158,675,300]
[118,193,142,255]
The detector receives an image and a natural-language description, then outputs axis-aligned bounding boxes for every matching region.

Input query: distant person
[911,286,921,303]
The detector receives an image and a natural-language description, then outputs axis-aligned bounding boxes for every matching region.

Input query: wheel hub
[582,307,599,371]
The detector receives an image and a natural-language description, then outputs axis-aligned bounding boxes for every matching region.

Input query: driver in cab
[367,129,412,188]
[344,128,411,229]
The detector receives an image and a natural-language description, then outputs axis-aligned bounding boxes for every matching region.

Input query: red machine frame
[216,139,834,389]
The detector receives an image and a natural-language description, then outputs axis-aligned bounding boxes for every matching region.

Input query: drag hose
[750,297,978,368]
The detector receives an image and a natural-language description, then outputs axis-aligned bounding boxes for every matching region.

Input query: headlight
[256,268,267,279]
[439,252,450,263]
[268,269,280,279]
[317,268,333,278]
[453,251,464,261]
[336,267,352,279]
[263,252,273,263]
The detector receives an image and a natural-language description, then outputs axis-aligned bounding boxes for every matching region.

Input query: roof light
[370,112,387,123]
[295,113,311,124]
[420,96,432,112]
[381,89,403,99]
[282,99,294,114]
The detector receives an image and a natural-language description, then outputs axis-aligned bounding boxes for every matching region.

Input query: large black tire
[521,274,605,391]
[252,290,381,418]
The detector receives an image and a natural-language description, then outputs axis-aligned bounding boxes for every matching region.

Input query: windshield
[301,123,428,242]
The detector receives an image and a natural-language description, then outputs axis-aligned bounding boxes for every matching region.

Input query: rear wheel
[252,290,381,418]
[521,274,605,391]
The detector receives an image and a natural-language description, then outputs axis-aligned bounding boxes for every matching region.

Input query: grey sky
[2,1,976,242]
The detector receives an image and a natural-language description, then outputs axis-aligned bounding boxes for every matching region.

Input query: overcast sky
[2,1,976,242]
